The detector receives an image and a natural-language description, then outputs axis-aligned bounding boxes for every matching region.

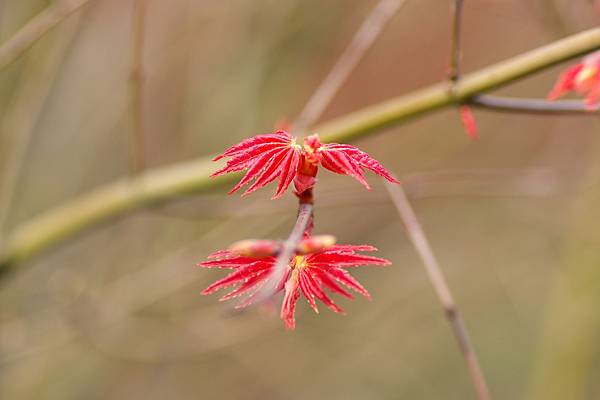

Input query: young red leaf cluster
[548,50,600,109]
[212,130,399,198]
[198,243,390,329]
[200,130,398,329]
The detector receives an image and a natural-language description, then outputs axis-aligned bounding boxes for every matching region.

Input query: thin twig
[449,0,464,82]
[0,0,92,70]
[470,95,599,114]
[2,27,600,271]
[384,180,492,400]
[255,203,313,303]
[129,0,147,174]
[450,1,594,116]
[444,3,492,398]
[0,11,83,261]
[293,0,407,133]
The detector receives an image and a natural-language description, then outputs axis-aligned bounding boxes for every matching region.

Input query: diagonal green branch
[2,27,600,272]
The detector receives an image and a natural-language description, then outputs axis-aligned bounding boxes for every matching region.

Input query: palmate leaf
[198,240,390,329]
[212,131,399,198]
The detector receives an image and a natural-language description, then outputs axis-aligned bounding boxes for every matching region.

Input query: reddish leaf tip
[459,106,478,140]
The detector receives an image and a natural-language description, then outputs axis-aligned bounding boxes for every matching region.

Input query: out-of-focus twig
[0,0,91,244]
[384,180,492,400]
[449,0,464,82]
[293,0,407,133]
[0,0,92,70]
[0,13,83,259]
[444,4,491,396]
[470,95,600,114]
[129,0,147,174]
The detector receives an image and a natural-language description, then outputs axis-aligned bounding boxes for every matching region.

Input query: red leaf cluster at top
[212,130,399,199]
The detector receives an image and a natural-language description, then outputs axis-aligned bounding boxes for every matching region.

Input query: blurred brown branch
[0,12,84,260]
[129,0,147,174]
[0,0,90,250]
[449,0,464,83]
[470,95,600,114]
[384,179,492,400]
[0,0,92,70]
[293,0,407,133]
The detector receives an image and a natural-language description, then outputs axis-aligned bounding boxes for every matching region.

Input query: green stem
[2,27,600,272]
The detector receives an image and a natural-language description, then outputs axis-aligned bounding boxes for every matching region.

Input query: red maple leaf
[198,241,391,329]
[548,50,600,109]
[212,131,400,199]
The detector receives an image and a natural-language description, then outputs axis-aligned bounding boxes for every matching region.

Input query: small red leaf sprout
[548,50,600,109]
[198,237,390,329]
[212,130,400,199]
[459,105,478,139]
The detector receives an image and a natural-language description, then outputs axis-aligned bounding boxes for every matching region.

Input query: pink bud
[228,239,281,257]
[296,235,337,254]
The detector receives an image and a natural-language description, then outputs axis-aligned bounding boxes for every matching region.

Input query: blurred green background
[1,0,600,399]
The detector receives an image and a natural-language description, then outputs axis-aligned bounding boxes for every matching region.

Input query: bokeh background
[2,1,600,399]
